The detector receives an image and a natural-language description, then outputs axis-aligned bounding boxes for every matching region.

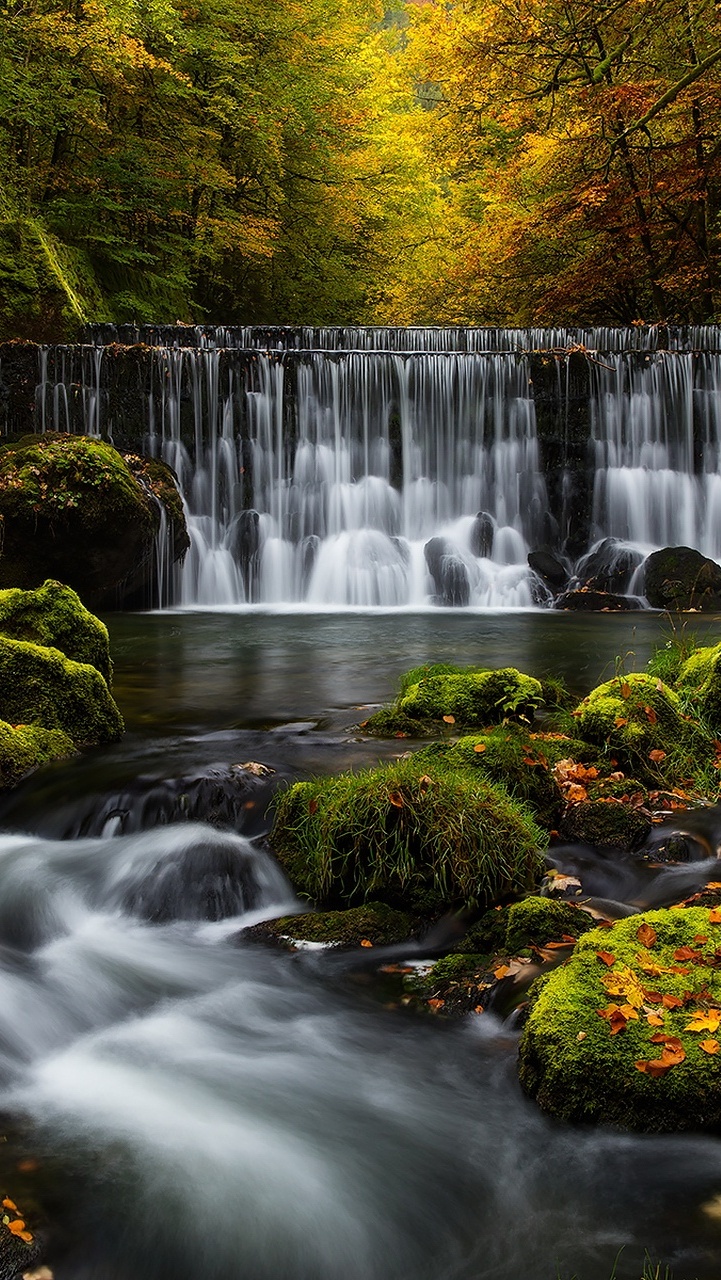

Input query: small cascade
[30,325,721,608]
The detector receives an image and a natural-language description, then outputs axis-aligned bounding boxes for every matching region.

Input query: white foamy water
[0,822,718,1278]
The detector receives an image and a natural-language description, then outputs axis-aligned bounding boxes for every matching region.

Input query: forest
[0,0,720,337]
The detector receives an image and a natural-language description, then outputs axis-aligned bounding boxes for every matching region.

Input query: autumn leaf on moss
[596,950,616,966]
[636,923,657,948]
[601,965,645,1008]
[700,1040,720,1054]
[685,1009,721,1034]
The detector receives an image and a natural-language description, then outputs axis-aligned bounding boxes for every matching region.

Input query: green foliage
[519,908,721,1131]
[0,636,123,746]
[0,579,112,684]
[271,756,546,912]
[676,642,721,732]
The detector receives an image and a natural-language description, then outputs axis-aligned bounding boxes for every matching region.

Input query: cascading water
[31,325,721,608]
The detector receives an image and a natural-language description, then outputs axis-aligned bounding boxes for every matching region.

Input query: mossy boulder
[572,673,709,781]
[420,726,596,826]
[244,902,419,949]
[0,579,112,683]
[676,641,721,731]
[271,757,546,913]
[519,907,721,1132]
[0,637,123,746]
[0,434,185,608]
[362,664,545,737]
[558,799,651,850]
[643,546,721,611]
[503,895,595,954]
[123,453,190,568]
[0,719,76,788]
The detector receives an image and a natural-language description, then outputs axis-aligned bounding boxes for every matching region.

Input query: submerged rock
[469,511,495,559]
[527,548,568,591]
[423,537,471,606]
[554,588,643,611]
[643,546,721,611]
[518,907,721,1131]
[271,757,545,913]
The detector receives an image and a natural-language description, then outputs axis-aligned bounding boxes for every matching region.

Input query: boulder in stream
[518,907,721,1131]
[0,636,123,747]
[642,546,721,611]
[271,756,545,913]
[0,578,112,683]
[0,434,187,609]
[423,537,471,606]
[527,548,569,591]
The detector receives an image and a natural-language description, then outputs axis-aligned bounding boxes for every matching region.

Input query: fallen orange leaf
[360,939,373,948]
[473,743,486,753]
[596,950,616,966]
[646,1014,665,1026]
[700,1039,720,1054]
[648,749,666,763]
[637,923,657,948]
[442,715,455,725]
[388,791,404,808]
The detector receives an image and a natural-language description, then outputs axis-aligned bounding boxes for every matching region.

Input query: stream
[2,610,721,1280]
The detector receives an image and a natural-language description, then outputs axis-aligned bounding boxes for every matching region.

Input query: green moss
[676,641,721,731]
[271,757,546,913]
[572,673,710,783]
[504,896,595,954]
[245,902,419,948]
[558,799,651,850]
[399,668,544,725]
[0,637,123,746]
[0,719,76,789]
[518,907,721,1131]
[359,706,429,739]
[397,663,471,697]
[0,434,158,606]
[0,579,112,684]
[123,454,190,564]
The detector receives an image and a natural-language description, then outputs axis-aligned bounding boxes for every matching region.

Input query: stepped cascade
[15,325,721,608]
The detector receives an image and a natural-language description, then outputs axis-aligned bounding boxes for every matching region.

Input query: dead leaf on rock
[637,923,657,948]
[700,1039,720,1054]
[442,715,456,725]
[473,743,486,753]
[596,950,616,966]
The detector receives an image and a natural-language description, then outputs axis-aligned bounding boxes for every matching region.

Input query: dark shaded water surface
[2,609,721,1280]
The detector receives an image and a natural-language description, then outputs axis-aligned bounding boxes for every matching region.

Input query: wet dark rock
[643,545,721,611]
[300,534,320,590]
[554,589,644,612]
[558,800,652,851]
[469,511,495,558]
[424,538,470,607]
[242,902,420,950]
[528,548,569,591]
[574,538,644,594]
[229,509,262,598]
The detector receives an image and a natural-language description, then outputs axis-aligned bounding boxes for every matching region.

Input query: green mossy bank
[519,908,721,1132]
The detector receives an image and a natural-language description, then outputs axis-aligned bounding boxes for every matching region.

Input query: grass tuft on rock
[271,757,546,913]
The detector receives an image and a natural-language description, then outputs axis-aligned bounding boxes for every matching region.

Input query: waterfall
[32,326,721,609]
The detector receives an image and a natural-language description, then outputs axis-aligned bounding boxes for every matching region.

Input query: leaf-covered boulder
[0,579,112,683]
[571,673,709,781]
[0,434,186,608]
[271,757,545,913]
[519,907,721,1132]
[0,637,123,747]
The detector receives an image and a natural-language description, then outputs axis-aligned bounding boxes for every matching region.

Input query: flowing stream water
[1,613,721,1279]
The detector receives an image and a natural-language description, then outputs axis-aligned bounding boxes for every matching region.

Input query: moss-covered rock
[519,907,721,1131]
[0,719,76,788]
[676,641,721,731]
[363,664,546,737]
[0,579,112,683]
[123,453,190,567]
[557,799,651,850]
[572,673,709,782]
[0,433,181,608]
[0,637,123,746]
[244,902,419,949]
[503,895,596,954]
[271,757,546,913]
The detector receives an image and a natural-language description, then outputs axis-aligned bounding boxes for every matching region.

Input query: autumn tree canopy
[0,0,719,334]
